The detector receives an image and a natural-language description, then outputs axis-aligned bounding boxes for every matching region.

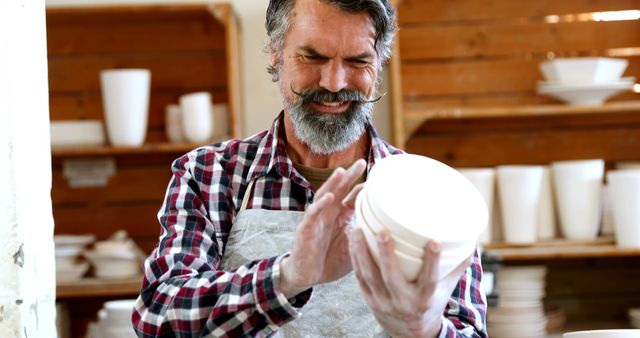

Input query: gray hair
[265,0,397,82]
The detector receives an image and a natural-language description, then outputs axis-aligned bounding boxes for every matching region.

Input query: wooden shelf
[57,277,142,299]
[402,100,640,144]
[545,320,633,338]
[51,136,228,157]
[484,237,640,261]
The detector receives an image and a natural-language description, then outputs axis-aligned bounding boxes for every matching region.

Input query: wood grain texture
[397,0,640,24]
[399,20,640,60]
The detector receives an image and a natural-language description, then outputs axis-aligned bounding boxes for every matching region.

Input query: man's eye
[303,55,321,61]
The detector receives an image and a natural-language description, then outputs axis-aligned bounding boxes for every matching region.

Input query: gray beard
[284,92,373,155]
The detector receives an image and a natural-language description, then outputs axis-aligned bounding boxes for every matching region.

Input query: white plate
[536,81,633,105]
[537,77,636,88]
[50,120,106,147]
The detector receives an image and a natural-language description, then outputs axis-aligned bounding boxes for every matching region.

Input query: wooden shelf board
[403,100,640,141]
[484,237,640,261]
[545,320,633,338]
[51,136,229,157]
[57,277,142,299]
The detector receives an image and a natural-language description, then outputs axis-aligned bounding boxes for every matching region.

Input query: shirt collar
[245,111,398,183]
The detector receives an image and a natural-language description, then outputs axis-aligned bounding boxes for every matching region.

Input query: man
[132,0,487,337]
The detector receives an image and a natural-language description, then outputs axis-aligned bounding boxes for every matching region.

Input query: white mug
[179,92,213,143]
[100,69,151,146]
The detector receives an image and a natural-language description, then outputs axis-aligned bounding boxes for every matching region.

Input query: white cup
[458,168,495,245]
[179,92,214,143]
[165,104,185,143]
[607,170,640,247]
[537,166,557,240]
[601,183,616,236]
[551,159,604,241]
[497,165,545,243]
[100,69,151,146]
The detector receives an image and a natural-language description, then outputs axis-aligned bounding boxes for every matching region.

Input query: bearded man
[132,0,487,337]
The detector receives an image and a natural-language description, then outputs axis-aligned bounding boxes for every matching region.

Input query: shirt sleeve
[132,149,310,337]
[437,246,489,338]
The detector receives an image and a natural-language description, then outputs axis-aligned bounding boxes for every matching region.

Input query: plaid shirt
[132,112,488,338]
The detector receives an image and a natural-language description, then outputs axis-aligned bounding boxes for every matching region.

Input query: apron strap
[239,178,256,212]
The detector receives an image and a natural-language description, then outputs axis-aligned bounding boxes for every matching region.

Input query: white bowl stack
[536,57,635,105]
[84,231,145,279]
[488,266,548,338]
[54,234,95,282]
[87,299,138,338]
[353,154,488,281]
[629,308,640,329]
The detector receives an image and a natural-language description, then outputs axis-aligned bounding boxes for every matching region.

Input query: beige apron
[218,179,386,337]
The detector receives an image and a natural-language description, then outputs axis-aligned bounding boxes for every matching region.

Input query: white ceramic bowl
[56,262,90,282]
[54,234,96,247]
[539,57,628,83]
[365,154,488,245]
[354,206,422,281]
[357,186,424,257]
[563,329,640,338]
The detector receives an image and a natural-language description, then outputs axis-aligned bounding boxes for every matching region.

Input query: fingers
[349,227,389,302]
[342,183,364,209]
[417,240,441,298]
[374,230,408,300]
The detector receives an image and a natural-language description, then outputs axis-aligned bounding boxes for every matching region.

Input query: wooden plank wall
[395,0,640,166]
[47,5,230,143]
[47,5,233,253]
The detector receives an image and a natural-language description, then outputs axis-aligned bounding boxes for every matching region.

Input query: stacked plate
[50,120,106,148]
[54,234,94,282]
[353,154,488,281]
[536,57,635,105]
[629,308,640,328]
[84,231,145,279]
[488,266,548,338]
[87,299,138,338]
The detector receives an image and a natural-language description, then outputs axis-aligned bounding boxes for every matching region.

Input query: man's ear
[268,42,278,69]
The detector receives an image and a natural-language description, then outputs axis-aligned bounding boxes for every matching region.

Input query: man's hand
[279,159,366,298]
[349,227,472,338]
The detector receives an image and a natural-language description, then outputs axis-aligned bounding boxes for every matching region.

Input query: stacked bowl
[488,266,548,338]
[353,154,488,281]
[536,57,635,105]
[87,299,138,338]
[54,234,95,282]
[84,231,145,279]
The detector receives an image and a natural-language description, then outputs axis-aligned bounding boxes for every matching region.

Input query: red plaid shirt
[132,113,488,337]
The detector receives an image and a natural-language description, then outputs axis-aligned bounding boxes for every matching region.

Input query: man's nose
[319,61,348,93]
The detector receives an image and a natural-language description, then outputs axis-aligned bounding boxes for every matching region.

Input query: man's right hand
[279,159,367,298]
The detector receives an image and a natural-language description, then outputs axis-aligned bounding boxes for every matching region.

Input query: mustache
[290,83,385,105]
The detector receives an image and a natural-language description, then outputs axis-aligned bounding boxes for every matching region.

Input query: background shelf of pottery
[389,0,640,333]
[47,4,241,338]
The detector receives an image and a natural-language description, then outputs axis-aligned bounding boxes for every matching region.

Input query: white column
[0,0,57,336]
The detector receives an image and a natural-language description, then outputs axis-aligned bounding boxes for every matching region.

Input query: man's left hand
[348,228,471,338]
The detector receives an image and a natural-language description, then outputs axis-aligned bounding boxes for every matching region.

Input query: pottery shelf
[57,277,141,299]
[51,137,228,158]
[483,237,640,261]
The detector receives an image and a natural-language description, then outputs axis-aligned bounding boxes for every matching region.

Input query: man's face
[272,0,379,154]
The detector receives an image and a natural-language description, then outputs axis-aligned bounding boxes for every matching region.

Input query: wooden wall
[392,0,640,167]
